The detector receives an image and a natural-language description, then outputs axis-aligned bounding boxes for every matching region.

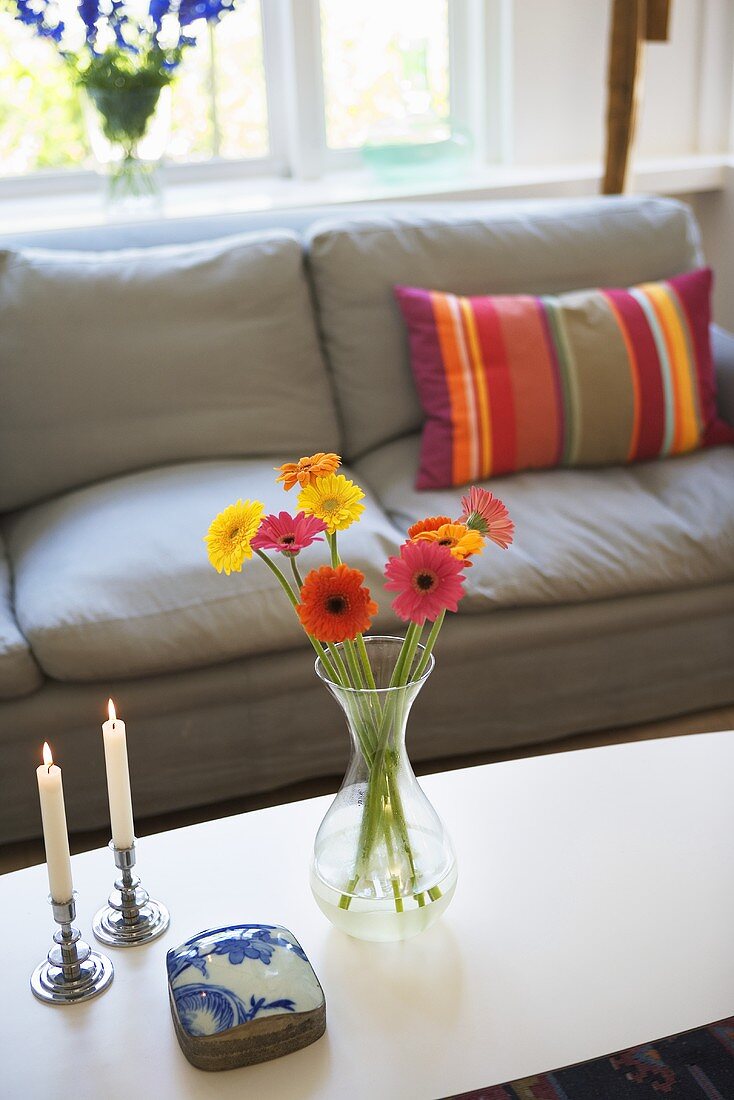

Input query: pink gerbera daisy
[459,487,515,549]
[251,511,327,555]
[384,540,466,625]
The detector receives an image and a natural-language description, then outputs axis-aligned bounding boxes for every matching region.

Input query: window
[168,4,269,164]
[0,15,86,174]
[320,0,450,151]
[0,0,475,184]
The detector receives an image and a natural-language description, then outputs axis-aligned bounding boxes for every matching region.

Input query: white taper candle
[102,699,135,850]
[36,742,74,903]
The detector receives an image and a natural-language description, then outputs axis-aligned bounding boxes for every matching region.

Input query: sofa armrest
[711,324,734,426]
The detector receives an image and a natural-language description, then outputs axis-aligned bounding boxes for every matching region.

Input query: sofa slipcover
[4,459,402,682]
[307,196,703,459]
[0,195,732,847]
[0,231,340,511]
[0,537,41,699]
[356,436,734,608]
[1,582,732,842]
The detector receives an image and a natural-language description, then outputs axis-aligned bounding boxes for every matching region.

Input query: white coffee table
[2,731,733,1100]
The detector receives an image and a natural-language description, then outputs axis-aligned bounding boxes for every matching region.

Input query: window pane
[0,1,268,176]
[168,2,269,163]
[320,0,450,150]
[0,14,89,176]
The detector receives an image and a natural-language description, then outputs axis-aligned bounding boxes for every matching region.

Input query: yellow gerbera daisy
[297,474,365,534]
[415,522,484,561]
[205,499,265,574]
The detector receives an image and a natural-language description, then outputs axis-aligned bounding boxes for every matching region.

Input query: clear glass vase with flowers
[206,454,514,941]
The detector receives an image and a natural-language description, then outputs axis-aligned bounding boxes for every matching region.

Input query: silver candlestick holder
[31,895,114,1005]
[93,839,169,947]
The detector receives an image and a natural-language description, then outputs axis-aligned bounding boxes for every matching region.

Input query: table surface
[3,731,733,1100]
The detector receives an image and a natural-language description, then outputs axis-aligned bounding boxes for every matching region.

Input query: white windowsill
[0,153,729,237]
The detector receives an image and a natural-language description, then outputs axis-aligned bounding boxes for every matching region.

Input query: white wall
[691,171,734,328]
[508,0,733,165]
[507,0,734,326]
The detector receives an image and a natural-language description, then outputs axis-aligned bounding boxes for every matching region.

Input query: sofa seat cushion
[0,539,42,699]
[4,460,402,682]
[356,435,734,609]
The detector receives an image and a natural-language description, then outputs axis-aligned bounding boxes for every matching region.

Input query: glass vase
[310,636,457,942]
[84,86,171,217]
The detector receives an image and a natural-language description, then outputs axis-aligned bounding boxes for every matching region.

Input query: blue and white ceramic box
[166,924,326,1071]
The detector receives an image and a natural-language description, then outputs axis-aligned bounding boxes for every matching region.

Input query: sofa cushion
[356,435,734,609]
[395,268,734,489]
[0,538,42,699]
[307,196,703,460]
[4,460,402,682]
[0,231,340,511]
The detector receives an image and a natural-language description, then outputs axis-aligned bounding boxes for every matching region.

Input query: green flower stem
[355,633,378,691]
[353,624,423,894]
[388,622,420,689]
[338,874,360,910]
[328,531,340,568]
[326,642,352,689]
[254,547,341,685]
[288,555,304,593]
[337,643,381,759]
[254,547,298,607]
[364,625,424,889]
[343,640,366,690]
[411,610,445,681]
[385,753,417,882]
[325,643,377,764]
[383,817,404,914]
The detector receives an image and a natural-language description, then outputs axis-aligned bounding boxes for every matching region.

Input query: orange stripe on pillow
[447,295,482,480]
[472,296,517,475]
[668,283,704,440]
[459,296,493,477]
[430,292,474,485]
[660,283,704,451]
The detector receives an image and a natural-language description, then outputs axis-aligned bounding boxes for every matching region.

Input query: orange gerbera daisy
[407,515,453,540]
[297,564,377,644]
[276,452,341,491]
[415,522,484,561]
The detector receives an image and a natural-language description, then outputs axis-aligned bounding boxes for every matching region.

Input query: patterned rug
[444,1017,734,1099]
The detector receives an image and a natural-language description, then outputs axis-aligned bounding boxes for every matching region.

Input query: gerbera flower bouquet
[206,454,514,941]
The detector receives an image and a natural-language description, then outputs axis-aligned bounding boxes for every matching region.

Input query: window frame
[0,0,503,194]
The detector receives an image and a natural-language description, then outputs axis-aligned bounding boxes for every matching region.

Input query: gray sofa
[1,195,732,844]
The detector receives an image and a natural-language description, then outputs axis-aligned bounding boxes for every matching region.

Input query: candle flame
[108,698,116,724]
[42,741,53,767]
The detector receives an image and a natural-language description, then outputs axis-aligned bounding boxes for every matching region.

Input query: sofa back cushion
[306,196,704,460]
[0,231,340,511]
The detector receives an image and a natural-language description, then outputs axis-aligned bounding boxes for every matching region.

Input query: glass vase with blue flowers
[9,0,240,210]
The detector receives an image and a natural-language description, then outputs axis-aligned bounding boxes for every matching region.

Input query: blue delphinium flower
[14,0,64,42]
[77,0,99,42]
[11,0,242,58]
[9,0,243,158]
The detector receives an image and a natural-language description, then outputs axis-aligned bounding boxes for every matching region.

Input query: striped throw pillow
[396,268,734,490]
